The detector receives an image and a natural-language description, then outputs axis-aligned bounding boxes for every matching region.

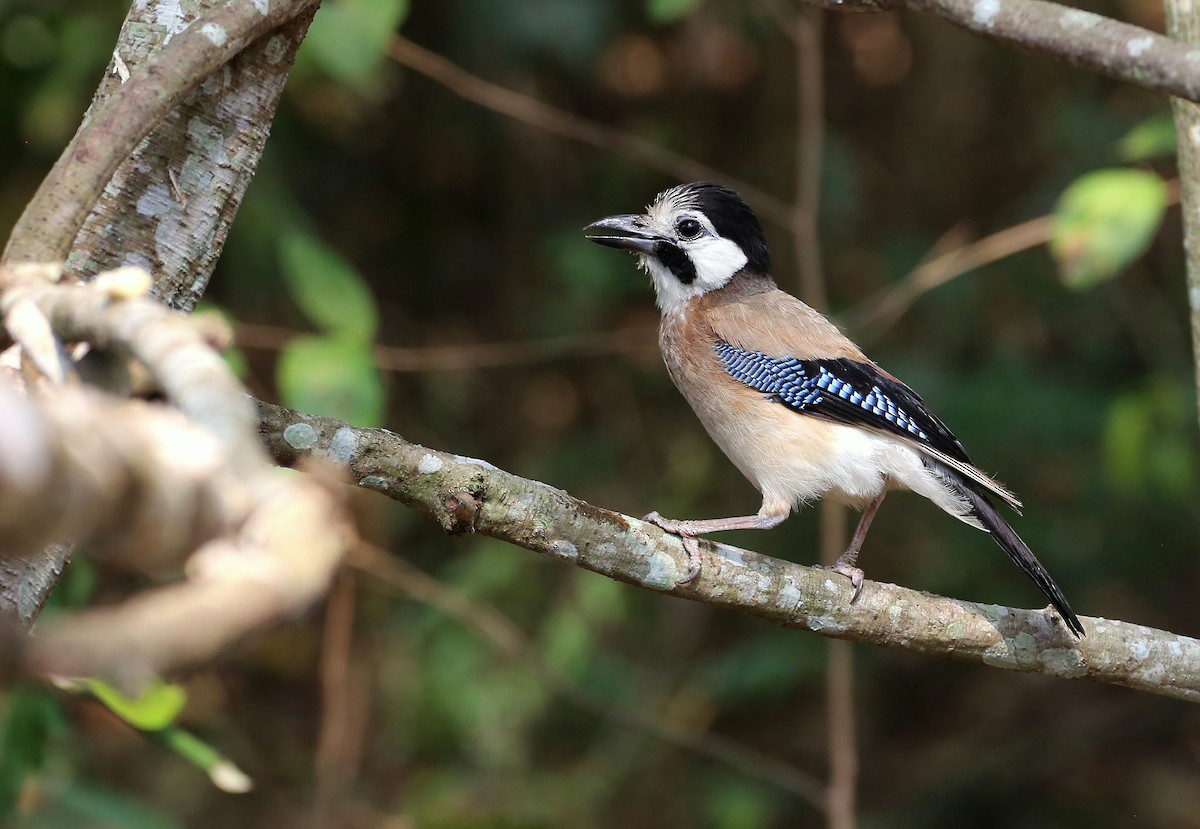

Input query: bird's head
[584,182,770,313]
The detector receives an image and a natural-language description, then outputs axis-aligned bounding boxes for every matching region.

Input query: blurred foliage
[1118,112,1177,162]
[646,0,703,24]
[3,0,1200,827]
[277,227,385,425]
[295,0,409,86]
[1050,168,1167,288]
[1103,376,1199,499]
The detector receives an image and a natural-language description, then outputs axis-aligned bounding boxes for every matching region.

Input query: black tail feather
[924,459,1084,638]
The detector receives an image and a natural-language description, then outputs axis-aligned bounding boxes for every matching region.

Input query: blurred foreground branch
[0,263,350,686]
[257,401,1200,705]
[0,0,324,667]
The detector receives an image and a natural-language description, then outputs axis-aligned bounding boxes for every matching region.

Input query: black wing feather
[923,457,1084,637]
[713,341,971,464]
[714,340,1082,636]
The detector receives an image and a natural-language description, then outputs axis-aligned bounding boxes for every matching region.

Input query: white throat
[640,236,748,313]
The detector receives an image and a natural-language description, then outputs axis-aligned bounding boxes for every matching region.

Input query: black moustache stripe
[654,241,696,285]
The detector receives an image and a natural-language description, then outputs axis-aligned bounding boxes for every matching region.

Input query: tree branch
[1166,0,1200,431]
[388,37,796,230]
[1,0,320,267]
[0,0,319,628]
[256,400,1200,704]
[806,0,1200,104]
[67,1,318,311]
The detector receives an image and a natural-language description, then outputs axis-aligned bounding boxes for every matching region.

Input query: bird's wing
[711,340,1022,512]
[698,281,868,362]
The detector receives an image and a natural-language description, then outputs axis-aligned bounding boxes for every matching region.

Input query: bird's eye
[676,218,702,240]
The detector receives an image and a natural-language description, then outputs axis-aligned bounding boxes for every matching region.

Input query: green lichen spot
[643,549,679,590]
[283,422,318,449]
[1040,647,1086,677]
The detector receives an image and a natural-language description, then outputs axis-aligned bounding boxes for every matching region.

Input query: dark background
[2,0,1199,826]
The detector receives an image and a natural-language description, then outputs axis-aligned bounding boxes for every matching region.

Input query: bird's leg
[830,492,886,603]
[642,511,787,585]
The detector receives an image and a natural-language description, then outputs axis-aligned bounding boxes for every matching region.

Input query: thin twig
[849,215,1055,336]
[846,178,1180,341]
[820,503,856,829]
[348,541,827,808]
[761,3,859,821]
[777,3,860,820]
[756,0,826,318]
[313,575,367,829]
[387,37,795,230]
[234,322,659,372]
[793,4,828,307]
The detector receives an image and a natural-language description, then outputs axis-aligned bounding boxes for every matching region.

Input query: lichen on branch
[256,400,1200,704]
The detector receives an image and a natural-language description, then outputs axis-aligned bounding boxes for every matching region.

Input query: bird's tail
[923,458,1084,638]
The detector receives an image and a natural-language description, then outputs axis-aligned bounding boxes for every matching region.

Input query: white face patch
[635,192,751,313]
[639,236,747,313]
[686,234,749,289]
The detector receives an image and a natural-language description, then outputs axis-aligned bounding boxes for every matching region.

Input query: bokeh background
[2,0,1200,826]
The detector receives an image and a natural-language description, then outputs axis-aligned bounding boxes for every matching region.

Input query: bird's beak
[583,214,659,254]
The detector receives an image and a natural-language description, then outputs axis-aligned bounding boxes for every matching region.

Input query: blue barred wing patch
[713,340,971,462]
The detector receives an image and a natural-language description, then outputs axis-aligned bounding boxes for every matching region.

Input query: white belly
[693,395,972,522]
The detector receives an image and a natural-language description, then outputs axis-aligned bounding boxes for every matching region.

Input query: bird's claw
[677,535,702,585]
[830,562,865,603]
[642,511,702,585]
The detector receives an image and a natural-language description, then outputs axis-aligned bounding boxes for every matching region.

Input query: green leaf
[277,335,385,426]
[0,690,63,819]
[51,781,182,829]
[82,677,186,732]
[1049,168,1167,289]
[303,0,409,85]
[156,728,253,793]
[647,0,701,23]
[1118,113,1176,162]
[279,229,379,341]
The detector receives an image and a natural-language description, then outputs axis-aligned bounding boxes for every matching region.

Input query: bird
[584,181,1084,638]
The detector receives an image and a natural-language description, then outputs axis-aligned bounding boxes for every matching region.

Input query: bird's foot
[828,560,865,603]
[643,511,703,585]
[642,511,685,534]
